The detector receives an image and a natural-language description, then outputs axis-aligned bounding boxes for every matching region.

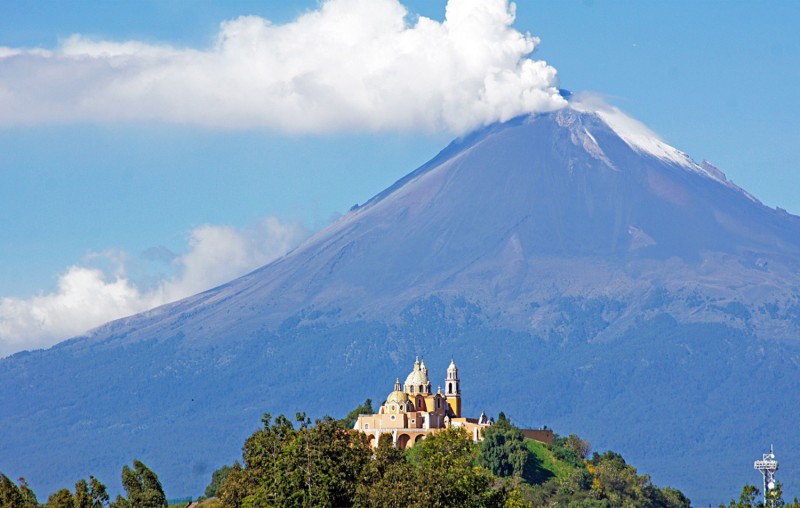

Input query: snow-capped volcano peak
[569,94,696,168]
[568,93,757,201]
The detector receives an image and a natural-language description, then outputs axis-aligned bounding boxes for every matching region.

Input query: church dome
[387,390,409,405]
[404,369,429,387]
[404,357,430,391]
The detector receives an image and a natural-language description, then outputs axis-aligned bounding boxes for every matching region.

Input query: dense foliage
[219,412,372,507]
[0,474,109,508]
[478,412,530,478]
[475,414,690,508]
[519,445,691,508]
[216,412,519,507]
[0,461,163,508]
[110,460,168,508]
[9,404,794,508]
[0,475,38,507]
[207,408,697,508]
[204,465,234,499]
[722,484,800,508]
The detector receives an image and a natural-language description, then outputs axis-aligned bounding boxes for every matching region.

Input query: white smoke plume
[0,217,309,358]
[0,0,565,133]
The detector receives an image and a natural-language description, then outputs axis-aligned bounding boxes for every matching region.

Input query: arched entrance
[414,435,425,446]
[396,434,411,449]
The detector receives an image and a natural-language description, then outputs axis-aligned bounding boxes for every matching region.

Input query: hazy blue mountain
[2,104,800,505]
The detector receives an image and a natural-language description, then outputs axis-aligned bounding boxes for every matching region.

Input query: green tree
[217,462,249,508]
[221,412,372,507]
[589,451,689,508]
[205,465,233,499]
[89,475,110,508]
[46,488,74,508]
[0,474,24,507]
[112,460,167,508]
[355,433,415,507]
[412,425,476,472]
[724,484,763,508]
[340,399,375,429]
[17,478,39,508]
[233,412,297,506]
[0,475,38,508]
[552,436,586,469]
[110,494,129,508]
[372,432,406,476]
[479,412,530,478]
[766,482,787,508]
[287,414,372,507]
[359,427,520,508]
[563,434,592,460]
[74,479,92,508]
[503,487,533,508]
[591,451,650,506]
[723,484,800,508]
[412,426,510,508]
[661,487,691,508]
[559,468,594,496]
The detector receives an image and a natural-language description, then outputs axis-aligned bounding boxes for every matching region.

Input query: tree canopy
[205,464,234,499]
[217,413,519,507]
[0,409,707,508]
[478,412,531,478]
[110,460,167,508]
[723,484,800,508]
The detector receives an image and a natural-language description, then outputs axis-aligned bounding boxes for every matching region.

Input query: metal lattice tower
[754,446,779,505]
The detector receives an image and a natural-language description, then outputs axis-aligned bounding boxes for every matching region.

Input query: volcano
[2,101,800,504]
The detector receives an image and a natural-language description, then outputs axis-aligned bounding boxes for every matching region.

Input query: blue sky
[1,0,798,355]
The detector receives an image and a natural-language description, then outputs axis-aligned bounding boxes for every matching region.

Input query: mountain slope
[2,105,799,504]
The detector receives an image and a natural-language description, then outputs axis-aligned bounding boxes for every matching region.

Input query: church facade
[354,358,492,449]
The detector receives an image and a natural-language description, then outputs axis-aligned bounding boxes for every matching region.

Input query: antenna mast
[754,445,779,505]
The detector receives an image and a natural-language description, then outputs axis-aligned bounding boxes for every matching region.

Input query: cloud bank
[0,217,309,358]
[0,0,565,133]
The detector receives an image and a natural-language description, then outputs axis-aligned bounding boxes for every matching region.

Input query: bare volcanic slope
[2,105,800,504]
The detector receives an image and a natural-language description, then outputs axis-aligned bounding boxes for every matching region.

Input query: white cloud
[0,217,309,358]
[0,0,565,133]
[154,217,308,302]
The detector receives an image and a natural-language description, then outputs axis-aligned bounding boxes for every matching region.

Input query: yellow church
[354,358,493,449]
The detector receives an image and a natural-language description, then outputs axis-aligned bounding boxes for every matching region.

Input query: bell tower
[445,359,461,418]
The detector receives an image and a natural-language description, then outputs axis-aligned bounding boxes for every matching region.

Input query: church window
[419,384,423,393]
[391,415,396,421]
[436,398,441,409]
[410,386,414,393]
[364,424,369,429]
[448,382,452,393]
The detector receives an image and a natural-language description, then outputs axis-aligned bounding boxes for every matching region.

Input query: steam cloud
[0,0,565,133]
[0,217,309,358]
[0,0,566,356]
